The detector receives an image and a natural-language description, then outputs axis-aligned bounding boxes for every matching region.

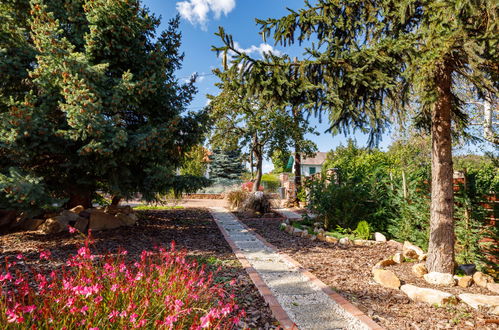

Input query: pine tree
[208,149,245,182]
[0,0,207,211]
[214,0,498,273]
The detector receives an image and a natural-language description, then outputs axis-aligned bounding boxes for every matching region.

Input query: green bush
[354,220,371,240]
[260,173,280,192]
[307,180,374,230]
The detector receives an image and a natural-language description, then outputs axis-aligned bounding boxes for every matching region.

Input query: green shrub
[307,180,374,230]
[261,173,280,192]
[354,220,371,240]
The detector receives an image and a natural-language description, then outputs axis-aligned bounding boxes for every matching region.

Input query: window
[309,167,316,175]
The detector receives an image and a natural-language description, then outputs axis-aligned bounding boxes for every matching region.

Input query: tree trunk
[426,62,455,274]
[67,189,93,209]
[294,148,302,188]
[252,146,263,192]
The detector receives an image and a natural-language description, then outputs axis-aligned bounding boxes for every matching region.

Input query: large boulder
[74,217,89,233]
[487,283,499,294]
[373,269,401,289]
[401,284,457,306]
[115,212,137,227]
[473,272,495,288]
[423,272,456,286]
[458,293,499,313]
[0,210,17,227]
[39,217,67,234]
[89,211,122,231]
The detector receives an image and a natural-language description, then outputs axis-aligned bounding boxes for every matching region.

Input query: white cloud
[176,0,235,30]
[234,42,282,57]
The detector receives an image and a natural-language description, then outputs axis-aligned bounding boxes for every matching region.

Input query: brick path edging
[211,215,298,329]
[213,210,385,330]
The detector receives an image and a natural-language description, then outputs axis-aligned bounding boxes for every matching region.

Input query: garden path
[210,207,374,330]
[274,208,303,220]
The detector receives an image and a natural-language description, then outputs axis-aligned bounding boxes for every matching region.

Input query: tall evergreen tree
[214,0,498,273]
[208,149,245,181]
[0,0,206,211]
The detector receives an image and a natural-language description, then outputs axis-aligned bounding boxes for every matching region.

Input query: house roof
[301,152,328,165]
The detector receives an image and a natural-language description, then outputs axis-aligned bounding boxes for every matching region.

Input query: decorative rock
[284,218,290,225]
[374,259,396,269]
[59,210,82,223]
[353,239,369,246]
[74,217,89,233]
[116,213,137,226]
[317,233,327,241]
[69,205,85,214]
[492,306,499,315]
[387,240,403,249]
[412,263,428,278]
[401,284,457,306]
[423,272,456,286]
[403,241,425,259]
[339,237,351,245]
[418,254,427,262]
[473,272,495,288]
[325,236,338,243]
[393,253,404,264]
[374,232,387,242]
[310,235,317,241]
[458,293,499,311]
[487,282,499,294]
[19,218,45,231]
[89,211,122,231]
[0,210,17,227]
[39,217,66,234]
[458,276,473,288]
[279,223,287,230]
[373,269,401,289]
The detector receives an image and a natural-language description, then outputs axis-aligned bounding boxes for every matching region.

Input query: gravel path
[210,207,370,330]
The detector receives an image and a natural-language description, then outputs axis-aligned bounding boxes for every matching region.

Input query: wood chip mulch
[0,208,277,329]
[239,217,499,330]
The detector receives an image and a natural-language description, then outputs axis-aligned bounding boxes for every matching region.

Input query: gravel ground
[0,208,278,329]
[240,217,499,330]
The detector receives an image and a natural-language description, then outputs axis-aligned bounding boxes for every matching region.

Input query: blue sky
[142,0,394,171]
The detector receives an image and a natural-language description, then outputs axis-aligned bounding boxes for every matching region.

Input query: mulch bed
[0,208,277,329]
[239,217,499,330]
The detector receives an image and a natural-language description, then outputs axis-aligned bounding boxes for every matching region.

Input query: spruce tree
[214,0,498,273]
[208,149,245,181]
[0,0,206,211]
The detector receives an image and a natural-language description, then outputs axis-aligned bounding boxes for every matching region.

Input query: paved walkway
[210,207,376,330]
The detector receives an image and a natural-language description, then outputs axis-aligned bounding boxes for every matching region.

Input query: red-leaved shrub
[241,182,263,192]
[0,231,244,329]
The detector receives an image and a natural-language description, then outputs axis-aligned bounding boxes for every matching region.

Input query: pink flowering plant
[0,231,244,329]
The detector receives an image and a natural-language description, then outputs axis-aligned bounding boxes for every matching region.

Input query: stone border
[213,211,385,330]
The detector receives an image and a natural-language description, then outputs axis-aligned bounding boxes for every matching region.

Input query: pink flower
[89,327,99,330]
[129,313,138,323]
[80,306,89,314]
[94,295,103,304]
[39,250,51,260]
[22,305,36,314]
[16,253,24,260]
[68,225,77,233]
